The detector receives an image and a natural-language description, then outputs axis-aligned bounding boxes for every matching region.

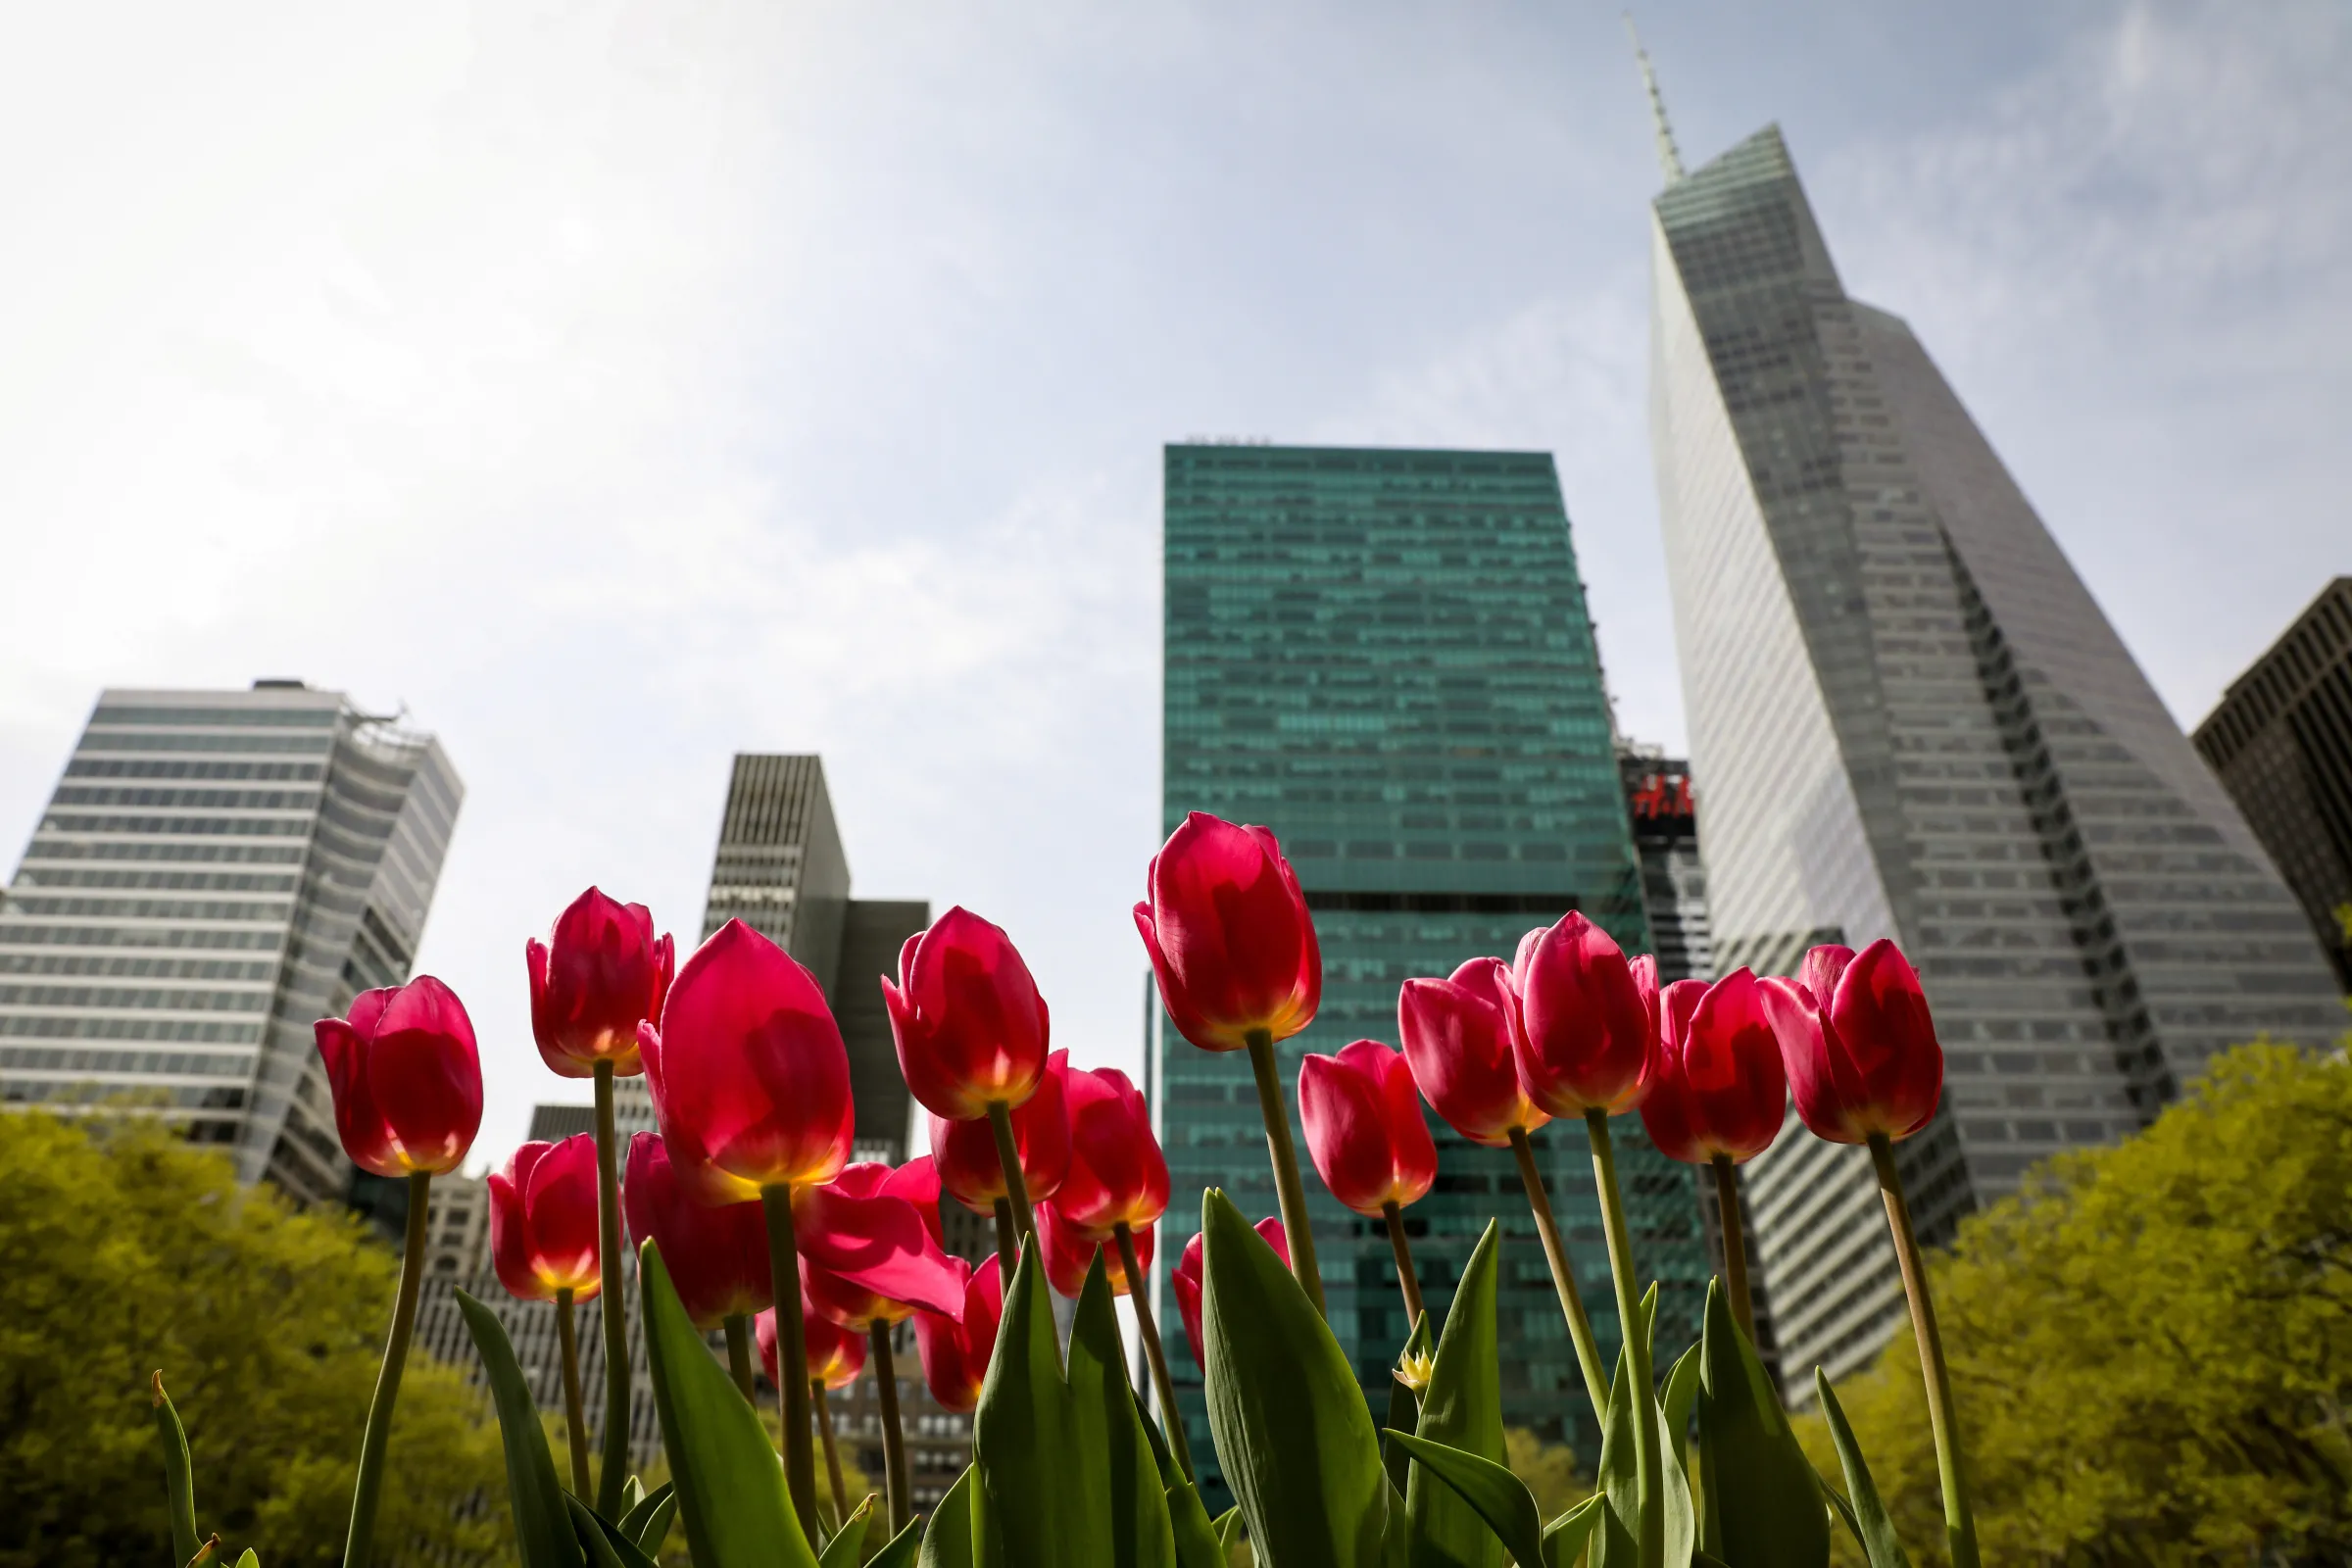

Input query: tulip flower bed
[151,812,1978,1568]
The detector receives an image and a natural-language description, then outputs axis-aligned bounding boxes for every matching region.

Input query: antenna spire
[1623,14,1685,184]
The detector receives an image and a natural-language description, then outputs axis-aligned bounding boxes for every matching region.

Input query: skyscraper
[2193,578,2352,990]
[1155,441,1709,1495]
[0,682,462,1206]
[1642,114,2344,1384]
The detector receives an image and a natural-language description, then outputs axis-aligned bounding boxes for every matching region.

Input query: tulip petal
[315,1015,399,1177]
[523,1133,604,1298]
[367,977,484,1177]
[795,1183,965,1319]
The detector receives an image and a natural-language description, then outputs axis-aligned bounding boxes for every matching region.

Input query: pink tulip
[1398,957,1550,1147]
[883,907,1052,1120]
[1639,970,1788,1165]
[1135,812,1320,1053]
[489,1135,602,1303]
[525,887,673,1078]
[314,976,482,1178]
[1761,940,1943,1144]
[913,1256,1004,1413]
[930,1051,1070,1213]
[1052,1065,1170,1237]
[621,1132,770,1328]
[797,1162,967,1329]
[1512,912,1655,1117]
[758,1299,866,1392]
[1039,1199,1153,1299]
[1298,1040,1439,1216]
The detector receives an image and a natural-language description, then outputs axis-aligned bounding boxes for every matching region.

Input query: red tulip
[759,1299,866,1392]
[622,1133,770,1328]
[1135,812,1321,1054]
[1052,1065,1170,1237]
[525,887,674,1078]
[930,1051,1070,1214]
[797,1162,967,1329]
[1172,1216,1287,1372]
[1761,940,1942,1144]
[637,919,854,1193]
[913,1255,1004,1413]
[1512,912,1655,1116]
[1397,957,1549,1147]
[489,1135,602,1303]
[314,976,482,1177]
[882,906,1052,1120]
[1038,1200,1153,1299]
[1638,970,1788,1165]
[1298,1040,1438,1216]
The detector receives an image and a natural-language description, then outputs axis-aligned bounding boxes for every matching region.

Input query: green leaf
[973,1239,1114,1566]
[1200,1188,1391,1568]
[566,1494,661,1568]
[1213,1507,1243,1555]
[918,1465,977,1568]
[867,1515,924,1568]
[1813,1373,1911,1568]
[231,1552,259,1568]
[1070,1253,1179,1568]
[1167,1482,1229,1568]
[1660,1345,1702,1477]
[636,1241,819,1568]
[1542,1494,1607,1568]
[1409,1220,1506,1568]
[1694,1279,1828,1568]
[1383,1431,1544,1568]
[1590,1351,1637,1568]
[819,1495,877,1566]
[1655,1382,1696,1568]
[152,1371,201,1567]
[618,1482,676,1557]
[457,1291,586,1568]
[618,1475,645,1520]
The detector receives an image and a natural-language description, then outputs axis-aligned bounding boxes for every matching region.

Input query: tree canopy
[0,1112,508,1568]
[1798,1040,2352,1565]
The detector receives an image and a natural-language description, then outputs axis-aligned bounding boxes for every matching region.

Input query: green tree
[1504,1425,1590,1521]
[0,1112,509,1567]
[1797,1040,2352,1565]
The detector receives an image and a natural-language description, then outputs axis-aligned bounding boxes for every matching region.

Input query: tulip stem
[761,1183,822,1535]
[591,1062,632,1517]
[723,1312,757,1402]
[1244,1029,1325,1317]
[983,1102,1037,1247]
[1506,1126,1610,1421]
[813,1379,851,1531]
[1870,1133,1981,1568]
[1709,1155,1757,1346]
[339,1170,430,1568]
[992,1197,1019,1281]
[1116,1220,1194,1482]
[869,1323,911,1535]
[556,1289,593,1497]
[1379,1200,1427,1329]
[1589,1109,1662,1568]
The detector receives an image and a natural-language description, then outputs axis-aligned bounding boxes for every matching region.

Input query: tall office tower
[1642,113,2344,1384]
[2194,578,2352,990]
[0,682,462,1207]
[1156,441,1709,1496]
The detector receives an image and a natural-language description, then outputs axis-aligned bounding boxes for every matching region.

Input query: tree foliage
[0,1113,509,1567]
[1796,1040,2352,1565]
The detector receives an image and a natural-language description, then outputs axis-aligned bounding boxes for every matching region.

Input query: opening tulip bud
[882,906,1052,1121]
[314,975,483,1177]
[1298,1041,1438,1215]
[526,887,674,1078]
[489,1135,603,1303]
[1762,939,1943,1144]
[1135,812,1320,1053]
[1397,958,1550,1146]
[1512,911,1656,1116]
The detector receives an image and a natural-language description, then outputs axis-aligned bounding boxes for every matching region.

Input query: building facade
[2193,578,2352,991]
[1155,441,1709,1497]
[0,682,462,1207]
[1644,122,2345,1387]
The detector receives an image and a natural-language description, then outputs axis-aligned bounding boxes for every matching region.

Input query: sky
[2,2,2345,1172]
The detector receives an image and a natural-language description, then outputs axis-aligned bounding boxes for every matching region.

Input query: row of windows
[0,1014,265,1042]
[22,837,307,865]
[73,730,332,755]
[89,705,339,729]
[3,897,292,922]
[41,813,314,838]
[0,984,272,1011]
[0,953,279,981]
[14,869,299,894]
[0,1045,253,1075]
[50,786,320,810]
[65,759,324,782]
[1,1080,248,1109]
[0,924,285,952]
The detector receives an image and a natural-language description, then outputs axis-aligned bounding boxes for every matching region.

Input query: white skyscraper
[0,682,462,1205]
[1643,122,2343,1385]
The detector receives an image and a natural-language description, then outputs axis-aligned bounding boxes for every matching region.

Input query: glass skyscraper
[0,682,462,1207]
[1153,442,1709,1499]
[1644,122,2345,1388]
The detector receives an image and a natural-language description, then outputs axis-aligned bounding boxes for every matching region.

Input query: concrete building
[1640,97,2344,1386]
[0,682,462,1207]
[2193,578,2352,991]
[1155,440,1710,1496]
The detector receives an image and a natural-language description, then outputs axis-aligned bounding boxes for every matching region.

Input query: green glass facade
[1151,442,1709,1502]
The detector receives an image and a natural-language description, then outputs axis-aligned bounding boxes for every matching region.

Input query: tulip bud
[1052,1065,1170,1237]
[1038,1199,1152,1299]
[882,907,1052,1120]
[1172,1216,1286,1372]
[797,1162,968,1329]
[1512,911,1655,1116]
[314,976,483,1177]
[1638,970,1788,1165]
[1761,940,1943,1144]
[1298,1040,1439,1216]
[622,1132,770,1328]
[758,1299,866,1392]
[489,1135,602,1303]
[637,920,855,1192]
[1397,957,1549,1147]
[913,1256,1004,1413]
[1135,812,1320,1053]
[930,1051,1070,1214]
[525,888,674,1078]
